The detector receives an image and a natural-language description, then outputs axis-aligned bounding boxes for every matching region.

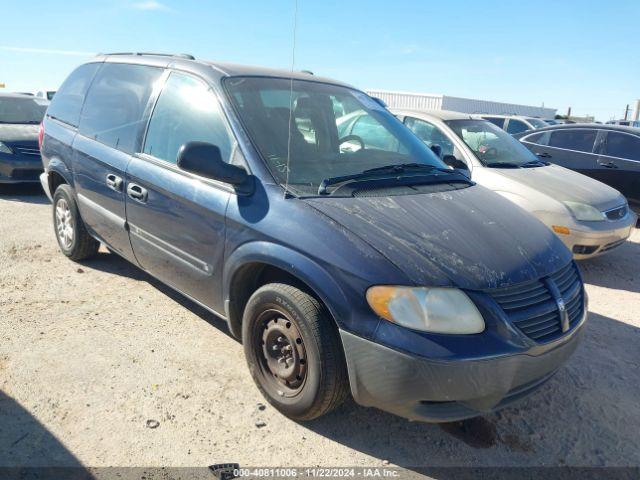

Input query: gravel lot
[1,184,639,474]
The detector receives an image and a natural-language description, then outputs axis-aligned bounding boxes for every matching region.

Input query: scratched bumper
[340,317,585,423]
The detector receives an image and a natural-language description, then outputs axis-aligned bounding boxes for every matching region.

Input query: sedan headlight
[366,286,485,334]
[563,201,605,222]
[0,141,13,154]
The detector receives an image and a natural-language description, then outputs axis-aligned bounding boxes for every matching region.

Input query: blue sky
[1,0,638,120]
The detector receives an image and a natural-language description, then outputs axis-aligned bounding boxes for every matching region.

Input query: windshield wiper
[484,162,522,169]
[521,160,549,167]
[317,163,468,195]
[362,163,446,175]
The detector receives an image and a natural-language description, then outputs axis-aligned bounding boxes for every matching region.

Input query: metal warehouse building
[366,89,557,118]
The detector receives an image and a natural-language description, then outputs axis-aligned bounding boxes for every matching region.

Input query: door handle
[536,152,552,158]
[106,174,123,191]
[127,183,148,203]
[599,161,618,169]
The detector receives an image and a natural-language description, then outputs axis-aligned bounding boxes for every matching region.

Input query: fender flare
[223,241,351,338]
[46,157,74,194]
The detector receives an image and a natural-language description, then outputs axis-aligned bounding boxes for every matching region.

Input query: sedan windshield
[224,77,447,195]
[0,96,48,124]
[446,119,541,167]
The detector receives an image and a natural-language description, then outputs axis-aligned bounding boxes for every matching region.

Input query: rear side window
[47,63,100,127]
[143,72,233,165]
[522,131,550,146]
[548,129,597,153]
[506,119,529,134]
[79,63,163,154]
[483,117,505,128]
[604,132,640,161]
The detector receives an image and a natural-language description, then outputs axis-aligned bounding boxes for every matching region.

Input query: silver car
[390,109,637,259]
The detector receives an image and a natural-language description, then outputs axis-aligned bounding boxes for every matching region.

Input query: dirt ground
[1,184,639,474]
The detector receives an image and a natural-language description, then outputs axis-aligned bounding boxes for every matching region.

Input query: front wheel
[52,184,99,261]
[242,283,349,420]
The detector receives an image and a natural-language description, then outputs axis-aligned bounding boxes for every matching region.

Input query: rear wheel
[242,283,349,420]
[52,184,99,261]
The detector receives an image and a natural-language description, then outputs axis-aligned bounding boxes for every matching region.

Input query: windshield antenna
[284,0,298,198]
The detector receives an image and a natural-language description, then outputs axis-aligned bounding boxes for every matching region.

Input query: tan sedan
[391,108,637,259]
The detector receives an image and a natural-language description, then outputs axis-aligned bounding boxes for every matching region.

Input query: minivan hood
[304,185,571,290]
[0,124,39,143]
[487,163,625,211]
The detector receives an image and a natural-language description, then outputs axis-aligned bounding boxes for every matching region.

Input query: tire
[242,283,349,421]
[52,184,99,261]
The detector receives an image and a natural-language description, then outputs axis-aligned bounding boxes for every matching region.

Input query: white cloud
[130,1,170,11]
[0,46,94,57]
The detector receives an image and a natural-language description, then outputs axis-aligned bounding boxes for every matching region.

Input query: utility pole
[567,106,572,118]
[624,104,630,121]
[634,99,640,121]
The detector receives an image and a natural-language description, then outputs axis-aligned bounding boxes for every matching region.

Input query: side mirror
[177,142,253,193]
[443,154,469,171]
[430,144,443,159]
[371,97,388,109]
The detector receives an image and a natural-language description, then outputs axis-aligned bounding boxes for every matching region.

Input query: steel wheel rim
[254,309,307,398]
[55,198,74,249]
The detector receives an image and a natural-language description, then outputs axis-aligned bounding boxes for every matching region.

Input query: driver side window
[144,72,233,164]
[404,117,454,156]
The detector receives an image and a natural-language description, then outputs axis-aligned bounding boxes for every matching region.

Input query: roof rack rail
[98,52,196,60]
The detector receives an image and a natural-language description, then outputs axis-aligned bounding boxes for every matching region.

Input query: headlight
[0,141,13,154]
[366,286,485,334]
[563,201,605,222]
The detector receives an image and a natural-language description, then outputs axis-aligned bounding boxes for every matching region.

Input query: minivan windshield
[446,119,542,167]
[0,96,48,124]
[224,77,447,195]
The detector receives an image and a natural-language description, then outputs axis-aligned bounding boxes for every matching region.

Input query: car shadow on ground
[79,251,236,341]
[0,391,92,478]
[0,184,48,205]
[578,238,640,294]
[76,249,640,471]
[300,311,640,471]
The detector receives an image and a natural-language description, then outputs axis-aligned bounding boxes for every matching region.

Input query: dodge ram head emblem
[557,297,570,332]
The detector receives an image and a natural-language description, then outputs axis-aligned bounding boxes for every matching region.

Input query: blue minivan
[40,53,587,422]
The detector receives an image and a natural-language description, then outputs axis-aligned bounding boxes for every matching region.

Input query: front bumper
[560,213,636,259]
[0,152,43,184]
[534,209,637,260]
[340,311,585,423]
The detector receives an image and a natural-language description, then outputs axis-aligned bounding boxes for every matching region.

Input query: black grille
[600,239,626,253]
[605,205,628,220]
[11,169,42,180]
[14,146,41,157]
[489,262,584,343]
